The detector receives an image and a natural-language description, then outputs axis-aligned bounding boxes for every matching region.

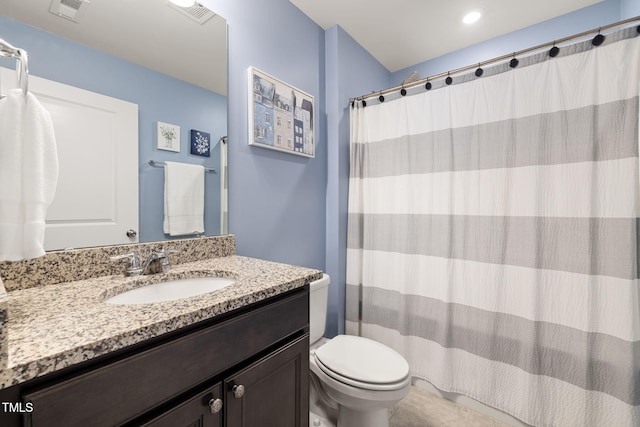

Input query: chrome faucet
[110,248,178,276]
[141,249,176,274]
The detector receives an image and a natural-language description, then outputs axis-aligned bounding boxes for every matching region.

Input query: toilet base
[338,406,389,427]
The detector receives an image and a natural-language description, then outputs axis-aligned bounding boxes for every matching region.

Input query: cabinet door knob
[209,398,223,414]
[126,229,137,238]
[232,384,245,399]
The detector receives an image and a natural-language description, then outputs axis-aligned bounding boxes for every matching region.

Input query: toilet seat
[313,335,410,391]
[314,356,410,392]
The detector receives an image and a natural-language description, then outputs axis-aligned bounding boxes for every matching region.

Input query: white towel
[163,161,204,236]
[0,89,58,261]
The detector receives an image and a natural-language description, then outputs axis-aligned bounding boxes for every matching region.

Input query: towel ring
[0,39,29,97]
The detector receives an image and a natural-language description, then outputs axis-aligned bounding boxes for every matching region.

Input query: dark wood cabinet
[0,287,309,427]
[140,384,223,427]
[225,336,308,427]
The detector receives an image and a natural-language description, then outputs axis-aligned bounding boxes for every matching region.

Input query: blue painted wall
[204,0,390,336]
[621,0,640,18]
[204,0,327,271]
[0,17,226,243]
[324,26,390,337]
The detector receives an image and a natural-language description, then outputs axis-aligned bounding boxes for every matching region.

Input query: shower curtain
[346,27,640,427]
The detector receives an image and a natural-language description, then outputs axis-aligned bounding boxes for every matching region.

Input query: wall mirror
[0,0,228,251]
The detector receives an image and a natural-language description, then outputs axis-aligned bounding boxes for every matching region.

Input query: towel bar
[148,160,215,173]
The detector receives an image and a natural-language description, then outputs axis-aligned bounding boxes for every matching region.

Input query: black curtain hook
[362,99,367,107]
[549,42,560,57]
[425,80,432,91]
[378,91,385,102]
[510,53,519,68]
[445,72,453,85]
[400,85,407,96]
[475,63,483,77]
[592,28,605,46]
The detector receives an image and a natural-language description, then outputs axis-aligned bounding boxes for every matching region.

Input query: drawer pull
[232,384,245,399]
[209,398,223,414]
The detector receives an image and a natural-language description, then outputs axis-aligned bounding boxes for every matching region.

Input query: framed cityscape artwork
[248,67,315,158]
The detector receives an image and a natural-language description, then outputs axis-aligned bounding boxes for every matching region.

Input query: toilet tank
[309,274,330,344]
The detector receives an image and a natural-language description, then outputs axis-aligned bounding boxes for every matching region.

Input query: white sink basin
[105,277,236,305]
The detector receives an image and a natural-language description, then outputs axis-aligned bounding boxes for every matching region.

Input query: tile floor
[389,386,511,427]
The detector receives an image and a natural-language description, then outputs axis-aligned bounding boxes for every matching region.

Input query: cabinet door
[225,335,309,427]
[140,384,223,427]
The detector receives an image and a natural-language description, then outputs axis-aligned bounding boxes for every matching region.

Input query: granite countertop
[0,255,322,390]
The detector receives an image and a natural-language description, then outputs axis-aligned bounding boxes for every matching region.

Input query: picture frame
[248,67,315,158]
[190,129,211,157]
[157,121,180,152]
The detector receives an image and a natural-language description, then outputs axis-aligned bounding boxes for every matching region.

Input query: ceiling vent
[49,0,90,23]
[167,1,216,25]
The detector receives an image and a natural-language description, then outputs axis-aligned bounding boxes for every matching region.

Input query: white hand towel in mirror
[163,161,204,236]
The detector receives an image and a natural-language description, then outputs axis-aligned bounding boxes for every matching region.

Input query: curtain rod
[351,15,640,103]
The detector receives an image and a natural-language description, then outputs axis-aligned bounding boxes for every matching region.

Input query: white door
[1,67,139,250]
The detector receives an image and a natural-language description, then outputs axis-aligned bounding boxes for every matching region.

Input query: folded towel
[0,88,58,261]
[163,161,204,236]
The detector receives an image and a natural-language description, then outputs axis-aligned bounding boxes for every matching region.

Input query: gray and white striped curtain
[346,27,640,427]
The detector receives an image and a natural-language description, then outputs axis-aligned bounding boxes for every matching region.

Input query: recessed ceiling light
[168,0,196,7]
[463,11,482,24]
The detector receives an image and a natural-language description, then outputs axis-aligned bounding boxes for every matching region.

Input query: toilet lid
[314,335,409,385]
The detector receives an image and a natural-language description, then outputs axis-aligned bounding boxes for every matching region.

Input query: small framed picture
[190,130,211,157]
[157,121,180,152]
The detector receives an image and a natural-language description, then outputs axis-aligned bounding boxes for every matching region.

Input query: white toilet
[309,274,411,427]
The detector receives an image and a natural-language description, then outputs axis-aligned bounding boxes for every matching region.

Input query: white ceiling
[290,0,603,72]
[0,0,227,95]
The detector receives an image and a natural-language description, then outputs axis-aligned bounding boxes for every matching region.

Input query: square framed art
[190,130,211,157]
[157,121,180,152]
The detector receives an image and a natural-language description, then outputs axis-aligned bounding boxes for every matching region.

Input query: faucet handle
[110,252,140,264]
[159,248,180,255]
[157,248,179,272]
[110,253,143,276]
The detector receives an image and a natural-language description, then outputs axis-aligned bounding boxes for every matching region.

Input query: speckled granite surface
[0,235,236,292]
[0,236,322,390]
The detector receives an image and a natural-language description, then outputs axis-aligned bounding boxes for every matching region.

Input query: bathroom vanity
[0,236,319,427]
[1,288,309,427]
